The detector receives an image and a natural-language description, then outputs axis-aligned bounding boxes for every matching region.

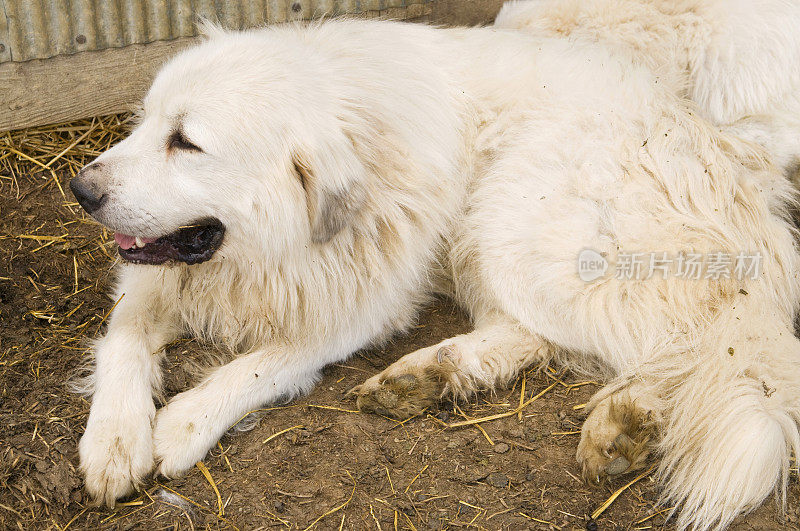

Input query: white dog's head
[70,25,376,266]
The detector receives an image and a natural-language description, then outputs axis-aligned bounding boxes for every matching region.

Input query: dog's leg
[78,266,180,506]
[152,345,322,477]
[352,312,552,418]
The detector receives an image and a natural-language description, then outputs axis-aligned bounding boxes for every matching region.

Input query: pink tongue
[114,233,157,250]
[114,233,136,250]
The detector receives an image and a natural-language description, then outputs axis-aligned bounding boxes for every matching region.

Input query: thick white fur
[75,17,800,530]
[494,0,800,175]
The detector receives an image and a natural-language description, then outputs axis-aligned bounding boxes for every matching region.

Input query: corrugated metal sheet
[0,0,425,64]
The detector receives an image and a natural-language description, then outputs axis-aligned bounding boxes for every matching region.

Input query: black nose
[70,174,106,214]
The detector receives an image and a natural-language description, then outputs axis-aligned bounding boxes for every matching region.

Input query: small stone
[468,470,489,482]
[435,411,449,422]
[485,472,509,488]
[493,442,510,454]
[273,500,285,513]
[507,427,524,438]
[525,471,536,481]
[585,519,598,531]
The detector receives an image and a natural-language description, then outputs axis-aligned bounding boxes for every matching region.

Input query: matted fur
[72,14,800,531]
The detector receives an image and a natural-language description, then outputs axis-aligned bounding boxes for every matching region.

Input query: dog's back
[495,0,800,172]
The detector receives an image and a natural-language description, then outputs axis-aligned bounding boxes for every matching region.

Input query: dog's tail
[654,321,800,530]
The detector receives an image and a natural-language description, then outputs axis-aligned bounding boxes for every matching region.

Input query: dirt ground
[2,123,800,531]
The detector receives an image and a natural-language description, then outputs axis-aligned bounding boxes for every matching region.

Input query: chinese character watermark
[576,250,762,283]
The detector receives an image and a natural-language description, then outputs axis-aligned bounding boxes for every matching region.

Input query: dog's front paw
[577,393,656,484]
[79,405,155,507]
[153,393,217,477]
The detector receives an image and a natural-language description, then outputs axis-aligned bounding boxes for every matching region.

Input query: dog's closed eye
[168,130,203,153]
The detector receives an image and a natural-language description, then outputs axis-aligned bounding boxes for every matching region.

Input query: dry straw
[1,113,133,201]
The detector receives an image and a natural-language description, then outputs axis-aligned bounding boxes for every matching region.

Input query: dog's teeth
[135,237,144,248]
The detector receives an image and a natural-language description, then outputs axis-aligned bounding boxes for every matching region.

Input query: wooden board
[429,0,506,26]
[0,0,505,132]
[0,38,198,132]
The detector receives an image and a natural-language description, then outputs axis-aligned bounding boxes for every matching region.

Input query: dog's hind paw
[352,371,441,418]
[577,391,657,484]
[352,346,458,419]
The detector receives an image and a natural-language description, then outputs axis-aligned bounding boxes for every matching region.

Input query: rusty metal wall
[0,0,423,64]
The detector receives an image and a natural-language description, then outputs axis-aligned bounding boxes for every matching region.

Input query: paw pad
[604,455,631,476]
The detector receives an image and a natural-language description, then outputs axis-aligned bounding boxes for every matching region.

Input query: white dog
[494,0,800,178]
[70,16,800,530]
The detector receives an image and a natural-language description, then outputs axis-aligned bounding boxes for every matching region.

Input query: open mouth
[115,218,225,265]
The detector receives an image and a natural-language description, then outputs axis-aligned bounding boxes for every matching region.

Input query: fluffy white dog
[70,14,800,531]
[494,0,800,177]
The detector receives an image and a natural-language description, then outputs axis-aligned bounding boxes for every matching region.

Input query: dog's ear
[292,133,366,244]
